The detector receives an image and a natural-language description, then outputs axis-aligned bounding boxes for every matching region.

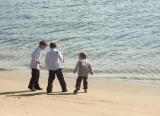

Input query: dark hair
[39,40,47,46]
[50,42,57,48]
[79,52,87,59]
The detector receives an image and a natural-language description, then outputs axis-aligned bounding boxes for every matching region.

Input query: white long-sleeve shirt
[45,49,63,71]
[30,47,42,69]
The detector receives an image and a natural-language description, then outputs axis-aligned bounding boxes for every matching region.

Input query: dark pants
[28,68,40,88]
[75,76,88,90]
[47,69,67,92]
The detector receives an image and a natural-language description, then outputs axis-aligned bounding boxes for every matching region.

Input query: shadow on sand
[2,91,78,97]
[0,90,85,97]
[8,92,75,97]
[0,90,31,96]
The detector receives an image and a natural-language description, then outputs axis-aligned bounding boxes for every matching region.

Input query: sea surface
[0,0,160,81]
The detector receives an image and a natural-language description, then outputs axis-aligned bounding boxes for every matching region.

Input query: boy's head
[79,52,87,60]
[50,42,57,49]
[39,40,47,50]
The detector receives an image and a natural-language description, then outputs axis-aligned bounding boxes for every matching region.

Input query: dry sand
[0,71,160,116]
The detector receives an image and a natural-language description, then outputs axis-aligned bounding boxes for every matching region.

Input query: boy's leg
[28,68,37,91]
[83,77,88,92]
[74,77,83,94]
[47,70,55,93]
[75,77,83,90]
[34,69,42,90]
[56,69,67,92]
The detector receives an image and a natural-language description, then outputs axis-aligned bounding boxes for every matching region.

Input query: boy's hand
[36,61,40,64]
[90,72,94,75]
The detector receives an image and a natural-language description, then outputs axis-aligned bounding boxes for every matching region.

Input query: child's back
[46,49,62,71]
[45,42,67,93]
[74,52,93,94]
[76,59,93,77]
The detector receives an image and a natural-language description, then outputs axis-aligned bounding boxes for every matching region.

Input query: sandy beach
[0,71,159,116]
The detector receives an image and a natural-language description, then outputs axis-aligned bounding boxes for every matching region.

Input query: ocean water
[0,0,160,81]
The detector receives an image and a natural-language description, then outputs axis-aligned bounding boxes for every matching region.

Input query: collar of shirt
[50,48,58,51]
[37,47,42,52]
[80,59,87,62]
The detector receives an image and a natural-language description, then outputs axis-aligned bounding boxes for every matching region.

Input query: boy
[73,52,93,94]
[28,40,47,91]
[46,42,68,93]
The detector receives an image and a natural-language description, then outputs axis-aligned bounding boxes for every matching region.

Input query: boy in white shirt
[45,42,67,93]
[28,41,47,91]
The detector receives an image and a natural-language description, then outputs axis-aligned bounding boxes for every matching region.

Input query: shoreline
[4,68,160,85]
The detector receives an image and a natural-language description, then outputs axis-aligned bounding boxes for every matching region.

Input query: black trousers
[28,68,40,88]
[47,69,67,92]
[75,76,88,90]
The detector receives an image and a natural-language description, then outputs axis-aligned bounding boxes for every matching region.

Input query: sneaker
[74,89,79,94]
[84,89,88,93]
[34,86,43,90]
[47,86,53,93]
[62,89,68,92]
[47,90,52,94]
[28,86,36,91]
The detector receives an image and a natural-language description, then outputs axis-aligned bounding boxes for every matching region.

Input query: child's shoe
[84,89,88,93]
[62,89,68,92]
[47,90,52,94]
[74,89,79,94]
[35,86,43,90]
[47,86,53,93]
[28,86,36,91]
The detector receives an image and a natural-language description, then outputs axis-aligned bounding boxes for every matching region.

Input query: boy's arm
[58,51,64,62]
[45,52,49,66]
[73,61,80,73]
[88,63,93,75]
[34,51,41,64]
